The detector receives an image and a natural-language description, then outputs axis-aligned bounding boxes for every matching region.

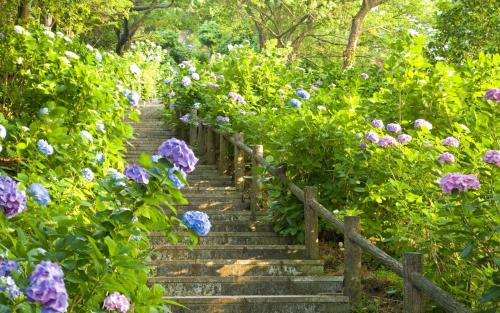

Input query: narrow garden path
[125,101,350,312]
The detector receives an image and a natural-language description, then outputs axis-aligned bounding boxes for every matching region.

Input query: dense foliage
[161,34,499,311]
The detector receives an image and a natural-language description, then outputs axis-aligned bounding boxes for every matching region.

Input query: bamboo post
[304,187,319,260]
[250,145,263,220]
[218,134,229,175]
[234,133,245,192]
[198,123,206,157]
[206,126,216,164]
[189,109,198,147]
[403,253,424,313]
[344,216,362,304]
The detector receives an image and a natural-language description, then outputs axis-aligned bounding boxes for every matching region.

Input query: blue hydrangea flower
[370,119,384,128]
[181,76,192,87]
[39,108,49,116]
[386,123,402,133]
[0,260,19,276]
[37,139,54,156]
[151,155,162,162]
[414,119,433,130]
[0,176,27,218]
[96,152,105,164]
[82,168,94,182]
[216,116,230,123]
[0,276,22,299]
[179,114,190,124]
[191,73,200,81]
[121,89,131,97]
[124,164,150,184]
[181,211,212,236]
[164,77,173,84]
[0,125,6,139]
[158,138,199,173]
[128,92,140,106]
[365,131,379,143]
[26,261,68,313]
[29,183,51,206]
[80,130,93,143]
[168,168,186,189]
[397,134,412,143]
[96,122,105,133]
[360,73,369,79]
[289,99,302,108]
[296,89,310,100]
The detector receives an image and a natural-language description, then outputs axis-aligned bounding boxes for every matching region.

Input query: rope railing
[182,116,471,313]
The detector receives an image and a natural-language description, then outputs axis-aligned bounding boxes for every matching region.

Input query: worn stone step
[165,295,350,313]
[154,276,344,296]
[187,174,233,181]
[150,231,291,245]
[152,259,325,277]
[152,244,306,261]
[175,202,250,211]
[172,210,266,222]
[184,186,237,193]
[182,194,243,202]
[186,179,234,187]
[208,221,273,232]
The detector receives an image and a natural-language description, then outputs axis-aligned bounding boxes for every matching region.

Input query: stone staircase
[127,102,350,313]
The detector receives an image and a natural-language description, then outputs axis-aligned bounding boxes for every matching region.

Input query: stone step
[165,295,350,313]
[184,186,237,193]
[175,202,250,211]
[183,193,243,202]
[152,244,306,261]
[186,179,234,187]
[188,174,233,180]
[154,276,344,296]
[172,210,266,222]
[150,231,291,245]
[152,259,325,277]
[208,221,273,232]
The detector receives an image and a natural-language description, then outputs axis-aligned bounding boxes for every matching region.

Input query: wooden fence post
[206,126,216,164]
[250,145,263,221]
[218,134,229,175]
[234,133,245,192]
[344,216,362,305]
[304,187,319,260]
[198,123,206,157]
[403,253,424,313]
[189,109,198,147]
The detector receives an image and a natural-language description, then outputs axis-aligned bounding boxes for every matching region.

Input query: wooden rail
[185,119,471,313]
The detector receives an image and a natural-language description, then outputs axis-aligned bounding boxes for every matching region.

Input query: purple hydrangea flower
[386,123,402,133]
[164,77,173,85]
[296,89,310,100]
[0,276,22,299]
[158,138,198,173]
[289,99,302,108]
[397,134,412,143]
[216,116,230,123]
[414,119,433,130]
[378,136,397,148]
[442,137,459,147]
[438,152,455,163]
[0,260,19,276]
[37,139,54,156]
[370,119,384,128]
[483,88,500,102]
[365,131,379,143]
[124,164,150,184]
[228,92,246,104]
[103,291,130,313]
[438,173,480,194]
[179,114,190,124]
[181,76,191,87]
[29,183,51,206]
[127,92,140,106]
[26,261,68,313]
[360,142,367,149]
[181,211,212,236]
[168,168,186,189]
[208,83,220,89]
[0,176,27,219]
[483,150,500,166]
[82,168,94,182]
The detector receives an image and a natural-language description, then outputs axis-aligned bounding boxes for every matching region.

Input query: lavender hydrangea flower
[360,73,369,80]
[181,211,212,236]
[216,116,230,123]
[483,88,500,102]
[151,155,162,162]
[438,152,455,164]
[158,138,198,173]
[181,76,192,87]
[289,99,302,108]
[82,168,94,182]
[80,130,93,143]
[164,77,173,85]
[441,137,459,147]
[168,168,186,189]
[0,176,27,218]
[121,89,130,97]
[127,92,140,106]
[37,139,54,156]
[169,91,176,97]
[124,164,150,184]
[228,92,246,104]
[191,73,200,81]
[96,152,105,164]
[29,183,51,206]
[365,131,379,143]
[179,114,190,124]
[360,142,367,149]
[0,276,22,299]
[386,123,402,133]
[438,173,480,194]
[0,125,6,139]
[26,261,68,313]
[0,260,19,276]
[414,119,433,130]
[296,89,310,100]
[397,134,412,143]
[378,136,397,148]
[370,119,384,128]
[103,291,130,313]
[483,150,500,166]
[208,83,220,89]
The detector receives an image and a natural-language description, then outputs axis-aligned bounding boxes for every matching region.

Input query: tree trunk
[115,18,130,54]
[17,0,31,22]
[343,0,384,69]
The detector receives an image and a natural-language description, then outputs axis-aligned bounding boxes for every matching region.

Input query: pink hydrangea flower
[442,137,459,147]
[103,292,130,313]
[438,152,455,163]
[378,136,397,148]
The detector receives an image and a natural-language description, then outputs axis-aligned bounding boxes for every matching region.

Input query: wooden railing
[181,116,471,313]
